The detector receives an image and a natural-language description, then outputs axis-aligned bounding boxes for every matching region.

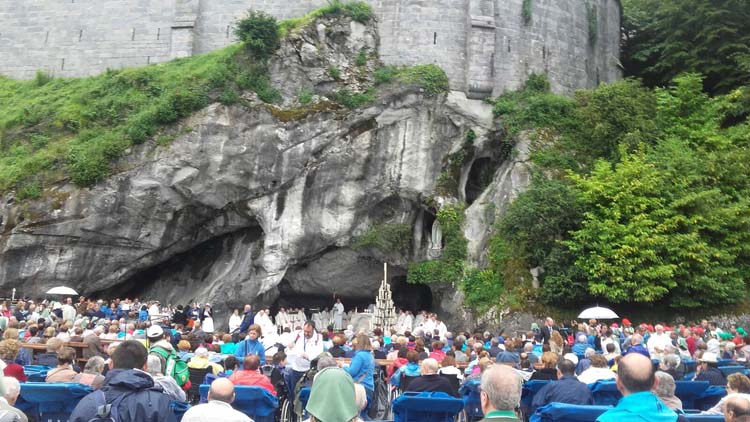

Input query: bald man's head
[726,395,750,422]
[617,353,655,395]
[244,354,260,371]
[480,364,522,414]
[208,378,235,404]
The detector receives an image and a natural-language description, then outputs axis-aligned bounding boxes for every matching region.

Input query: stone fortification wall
[0,0,620,96]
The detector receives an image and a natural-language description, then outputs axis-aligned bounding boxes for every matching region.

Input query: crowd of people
[0,295,749,421]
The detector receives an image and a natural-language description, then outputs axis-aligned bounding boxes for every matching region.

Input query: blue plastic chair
[684,360,698,373]
[588,380,621,406]
[717,359,733,367]
[530,402,611,422]
[23,365,51,382]
[719,366,745,377]
[674,381,710,409]
[694,386,727,411]
[19,382,93,422]
[523,381,553,408]
[392,392,464,422]
[459,379,483,422]
[683,415,727,421]
[199,384,278,422]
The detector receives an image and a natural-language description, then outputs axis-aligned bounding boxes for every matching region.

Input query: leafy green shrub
[374,66,399,85]
[491,74,576,135]
[328,65,341,80]
[298,88,314,105]
[126,110,158,144]
[397,64,450,96]
[17,181,42,200]
[356,49,368,67]
[333,88,375,109]
[353,223,413,254]
[524,73,550,93]
[435,171,458,197]
[67,132,129,186]
[234,11,280,60]
[236,65,280,103]
[33,71,53,87]
[278,1,372,38]
[219,88,240,105]
[322,0,373,23]
[460,268,503,312]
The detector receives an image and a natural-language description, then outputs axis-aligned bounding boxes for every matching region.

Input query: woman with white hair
[654,371,682,411]
[73,356,106,389]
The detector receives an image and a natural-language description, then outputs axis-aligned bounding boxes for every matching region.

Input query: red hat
[647,324,655,332]
[622,319,631,326]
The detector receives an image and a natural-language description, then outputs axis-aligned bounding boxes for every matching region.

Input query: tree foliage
[621,0,750,94]
[488,73,750,309]
[234,11,280,60]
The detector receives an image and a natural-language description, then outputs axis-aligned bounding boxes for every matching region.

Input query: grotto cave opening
[465,157,495,205]
[270,274,432,317]
[91,224,264,310]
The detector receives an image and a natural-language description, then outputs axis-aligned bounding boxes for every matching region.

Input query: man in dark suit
[540,317,556,344]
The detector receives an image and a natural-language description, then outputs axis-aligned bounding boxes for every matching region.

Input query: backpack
[367,368,391,420]
[87,390,126,422]
[150,346,190,387]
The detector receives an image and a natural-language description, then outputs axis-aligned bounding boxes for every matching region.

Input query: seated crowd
[2,295,750,422]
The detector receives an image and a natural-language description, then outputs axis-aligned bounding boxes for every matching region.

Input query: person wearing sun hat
[305,367,359,422]
[694,351,726,386]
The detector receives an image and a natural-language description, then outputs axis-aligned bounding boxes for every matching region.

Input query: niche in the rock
[390,275,433,312]
[420,211,436,247]
[368,195,416,222]
[272,278,374,317]
[465,157,495,205]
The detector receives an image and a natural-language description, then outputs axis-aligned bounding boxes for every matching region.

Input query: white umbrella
[45,286,79,296]
[578,306,619,320]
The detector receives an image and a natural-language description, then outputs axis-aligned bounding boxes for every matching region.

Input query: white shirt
[577,367,616,385]
[181,400,252,422]
[333,303,344,315]
[707,338,721,355]
[647,333,672,355]
[61,304,76,322]
[229,314,243,333]
[437,366,464,380]
[288,331,324,372]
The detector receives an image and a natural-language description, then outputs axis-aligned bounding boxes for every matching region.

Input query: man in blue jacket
[596,353,677,422]
[237,304,254,335]
[234,323,266,368]
[70,340,177,422]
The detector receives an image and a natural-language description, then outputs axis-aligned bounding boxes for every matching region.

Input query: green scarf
[306,367,358,422]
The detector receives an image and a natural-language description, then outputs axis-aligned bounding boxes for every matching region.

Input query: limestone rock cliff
[0,15,532,329]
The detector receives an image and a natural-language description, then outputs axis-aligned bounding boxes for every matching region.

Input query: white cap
[563,352,579,365]
[147,325,164,338]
